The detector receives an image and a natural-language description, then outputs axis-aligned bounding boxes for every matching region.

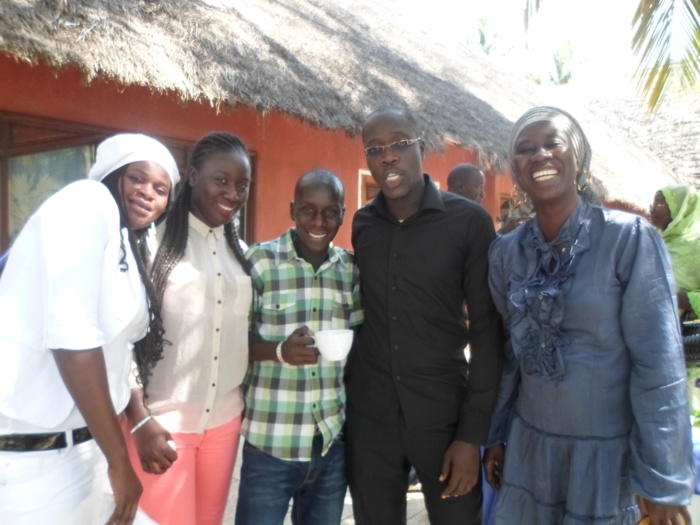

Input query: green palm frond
[633,0,700,110]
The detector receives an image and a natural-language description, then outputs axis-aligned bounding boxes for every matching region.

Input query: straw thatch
[0,0,682,208]
[591,92,700,190]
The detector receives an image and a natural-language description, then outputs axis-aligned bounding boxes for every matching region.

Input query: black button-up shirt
[348,175,503,444]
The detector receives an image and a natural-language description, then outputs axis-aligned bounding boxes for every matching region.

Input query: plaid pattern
[242,228,363,461]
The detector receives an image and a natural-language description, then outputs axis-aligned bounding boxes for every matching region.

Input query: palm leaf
[632,0,700,110]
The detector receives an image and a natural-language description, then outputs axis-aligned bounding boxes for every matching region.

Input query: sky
[405,0,642,96]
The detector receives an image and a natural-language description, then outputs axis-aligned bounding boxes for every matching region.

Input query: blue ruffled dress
[487,199,694,524]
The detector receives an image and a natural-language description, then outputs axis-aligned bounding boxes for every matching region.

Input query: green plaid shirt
[242,228,363,461]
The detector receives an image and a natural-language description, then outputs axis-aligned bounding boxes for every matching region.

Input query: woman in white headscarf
[0,133,179,525]
[483,107,693,525]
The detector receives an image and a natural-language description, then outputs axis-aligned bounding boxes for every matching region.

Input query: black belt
[0,427,92,451]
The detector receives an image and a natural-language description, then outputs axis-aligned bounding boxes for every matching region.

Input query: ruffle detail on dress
[493,413,640,525]
[508,202,592,381]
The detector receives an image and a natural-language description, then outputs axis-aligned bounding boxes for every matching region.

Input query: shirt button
[214,356,218,360]
[541,343,546,348]
[392,252,398,258]
[313,307,317,312]
[396,375,401,381]
[391,285,396,291]
[216,328,220,332]
[394,345,398,350]
[312,372,316,376]
[392,316,397,321]
[218,273,222,277]
[206,409,210,413]
[312,404,316,408]
[217,300,222,304]
[212,251,216,255]
[212,383,216,387]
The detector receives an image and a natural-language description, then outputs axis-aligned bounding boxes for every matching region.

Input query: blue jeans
[234,432,347,525]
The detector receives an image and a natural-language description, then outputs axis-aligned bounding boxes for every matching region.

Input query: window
[358,169,379,208]
[0,112,254,251]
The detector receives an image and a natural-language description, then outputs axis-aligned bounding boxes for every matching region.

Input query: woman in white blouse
[0,133,179,525]
[124,132,253,525]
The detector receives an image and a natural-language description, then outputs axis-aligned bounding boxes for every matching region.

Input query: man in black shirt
[346,106,503,525]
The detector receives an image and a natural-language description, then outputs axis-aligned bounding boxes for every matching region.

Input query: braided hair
[150,131,252,343]
[100,168,168,392]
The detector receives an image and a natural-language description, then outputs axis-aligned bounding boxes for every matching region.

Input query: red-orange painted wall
[1,54,513,249]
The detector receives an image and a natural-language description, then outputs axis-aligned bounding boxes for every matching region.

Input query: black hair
[150,132,252,357]
[363,105,422,138]
[294,169,345,205]
[100,168,168,392]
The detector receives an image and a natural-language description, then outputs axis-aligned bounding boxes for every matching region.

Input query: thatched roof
[0,0,681,208]
[590,91,700,190]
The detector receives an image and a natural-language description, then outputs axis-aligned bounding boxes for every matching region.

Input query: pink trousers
[124,415,242,525]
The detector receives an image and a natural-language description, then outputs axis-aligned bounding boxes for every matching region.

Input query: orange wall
[0,54,512,249]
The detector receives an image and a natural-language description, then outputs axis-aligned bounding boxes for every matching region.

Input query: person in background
[649,185,700,319]
[123,132,252,525]
[483,106,693,525]
[447,163,486,204]
[347,106,503,525]
[0,133,179,525]
[235,169,363,525]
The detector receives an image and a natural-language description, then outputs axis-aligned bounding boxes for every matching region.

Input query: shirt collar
[189,212,225,241]
[278,228,344,267]
[368,174,446,220]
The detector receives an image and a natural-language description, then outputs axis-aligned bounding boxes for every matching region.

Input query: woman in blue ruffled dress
[483,106,694,525]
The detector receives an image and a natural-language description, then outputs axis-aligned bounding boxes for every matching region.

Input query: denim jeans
[234,431,347,525]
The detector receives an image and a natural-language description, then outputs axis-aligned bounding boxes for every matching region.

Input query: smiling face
[290,182,344,263]
[512,120,579,210]
[189,150,251,228]
[649,191,672,230]
[118,160,172,230]
[362,109,425,216]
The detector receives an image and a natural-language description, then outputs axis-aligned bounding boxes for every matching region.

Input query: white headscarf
[88,133,180,191]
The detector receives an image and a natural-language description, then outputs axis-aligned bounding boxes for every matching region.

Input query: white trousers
[0,438,156,524]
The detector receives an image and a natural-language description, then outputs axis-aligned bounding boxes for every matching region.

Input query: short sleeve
[40,181,118,350]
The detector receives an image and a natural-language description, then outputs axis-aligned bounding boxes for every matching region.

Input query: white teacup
[313,329,354,361]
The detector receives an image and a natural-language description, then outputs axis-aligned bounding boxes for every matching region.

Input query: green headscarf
[659,185,700,317]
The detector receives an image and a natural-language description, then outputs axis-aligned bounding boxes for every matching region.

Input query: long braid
[101,170,168,392]
[145,132,251,392]
[151,183,192,305]
[152,132,251,300]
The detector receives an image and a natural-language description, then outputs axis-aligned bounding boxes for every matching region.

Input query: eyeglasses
[364,138,421,157]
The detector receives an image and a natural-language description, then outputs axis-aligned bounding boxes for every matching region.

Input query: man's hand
[639,498,691,525]
[132,418,178,475]
[280,326,318,366]
[439,440,480,499]
[483,444,504,490]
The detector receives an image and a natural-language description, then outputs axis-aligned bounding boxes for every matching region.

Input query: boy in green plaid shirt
[235,169,363,525]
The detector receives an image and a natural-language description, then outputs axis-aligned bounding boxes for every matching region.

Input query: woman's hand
[639,498,691,525]
[483,444,505,490]
[131,417,178,475]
